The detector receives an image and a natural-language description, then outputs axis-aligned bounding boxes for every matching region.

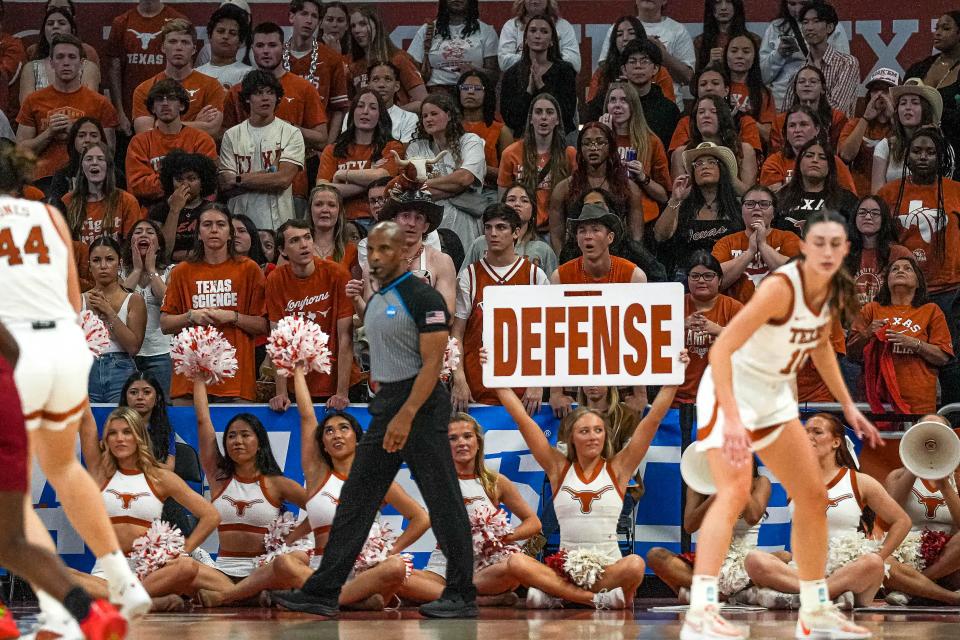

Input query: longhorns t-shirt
[61,190,144,246]
[132,70,226,123]
[676,293,743,405]
[711,229,801,303]
[316,141,404,220]
[497,140,577,230]
[125,126,217,202]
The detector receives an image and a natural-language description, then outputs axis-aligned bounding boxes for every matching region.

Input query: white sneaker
[109,576,152,621]
[834,592,854,611]
[728,587,758,606]
[884,591,909,606]
[593,587,626,610]
[679,587,691,604]
[24,614,84,640]
[795,604,871,639]
[680,605,750,639]
[756,587,799,610]
[525,588,563,609]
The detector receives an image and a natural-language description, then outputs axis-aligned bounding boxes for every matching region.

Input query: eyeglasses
[688,272,718,282]
[582,140,609,149]
[743,199,773,210]
[856,208,882,218]
[626,57,654,67]
[458,84,484,93]
[692,158,720,169]
[154,95,181,103]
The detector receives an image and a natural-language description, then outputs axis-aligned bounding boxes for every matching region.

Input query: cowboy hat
[682,142,739,180]
[891,78,944,125]
[379,184,444,234]
[567,203,623,241]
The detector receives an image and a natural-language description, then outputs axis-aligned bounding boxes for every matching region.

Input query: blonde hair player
[683,208,883,640]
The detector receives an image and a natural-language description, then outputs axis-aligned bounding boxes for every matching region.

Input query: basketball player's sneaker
[524,588,563,609]
[680,605,749,639]
[108,576,151,621]
[78,601,127,640]
[795,604,871,639]
[0,605,18,639]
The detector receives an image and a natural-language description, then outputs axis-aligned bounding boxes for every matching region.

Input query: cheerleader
[683,210,884,640]
[76,407,232,609]
[883,414,960,605]
[490,350,688,609]
[199,367,429,608]
[193,378,307,581]
[743,413,910,610]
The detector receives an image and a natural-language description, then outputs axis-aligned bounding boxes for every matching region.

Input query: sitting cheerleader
[646,463,772,603]
[491,349,688,609]
[76,407,233,609]
[883,414,960,605]
[744,413,910,609]
[200,366,431,609]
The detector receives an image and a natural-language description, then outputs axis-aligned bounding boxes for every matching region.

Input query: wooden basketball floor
[10,601,960,639]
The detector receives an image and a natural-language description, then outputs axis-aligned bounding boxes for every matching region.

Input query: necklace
[283,39,319,89]
[405,244,424,270]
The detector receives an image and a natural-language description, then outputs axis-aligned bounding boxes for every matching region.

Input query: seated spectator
[838,68,899,195]
[63,142,143,246]
[655,143,743,280]
[458,70,513,193]
[132,19,226,137]
[84,237,147,403]
[497,93,576,234]
[500,14,577,136]
[126,79,218,210]
[119,372,175,463]
[670,94,757,194]
[160,205,268,403]
[219,70,306,231]
[120,220,173,395]
[796,318,846,402]
[356,176,443,268]
[196,0,252,67]
[675,251,743,405]
[346,7,426,109]
[259,229,278,265]
[618,39,680,150]
[16,34,118,194]
[693,0,756,73]
[872,79,949,193]
[712,185,801,303]
[47,116,106,204]
[195,3,253,88]
[20,7,100,104]
[343,220,364,245]
[848,257,953,414]
[0,0,25,120]
[724,34,776,146]
[773,139,858,235]
[317,89,404,226]
[407,0,499,94]
[318,1,350,58]
[761,105,857,192]
[846,195,912,306]
[232,213,268,269]
[463,182,558,276]
[770,65,848,152]
[364,61,420,143]
[781,1,859,117]
[308,184,361,278]
[602,82,671,222]
[150,150,217,262]
[499,0,580,73]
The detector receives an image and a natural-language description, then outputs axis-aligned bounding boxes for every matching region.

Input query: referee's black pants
[302,378,476,603]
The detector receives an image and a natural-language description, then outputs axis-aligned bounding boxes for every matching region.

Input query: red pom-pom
[544,550,568,578]
[80,310,111,357]
[267,316,332,378]
[920,529,952,568]
[171,326,238,384]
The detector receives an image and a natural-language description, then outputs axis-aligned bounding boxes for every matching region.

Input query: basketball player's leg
[646,547,693,595]
[691,450,753,577]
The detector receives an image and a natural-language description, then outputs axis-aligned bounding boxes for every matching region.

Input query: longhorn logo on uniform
[912,488,946,519]
[463,496,486,506]
[128,29,162,50]
[222,496,264,517]
[825,493,854,510]
[106,490,150,509]
[321,492,340,506]
[561,486,614,514]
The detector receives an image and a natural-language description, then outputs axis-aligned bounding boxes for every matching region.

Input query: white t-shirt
[407,21,499,87]
[498,17,581,72]
[341,103,418,143]
[455,258,548,319]
[195,41,250,68]
[219,118,306,230]
[196,61,253,89]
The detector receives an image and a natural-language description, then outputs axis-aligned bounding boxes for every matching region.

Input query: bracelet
[640,174,651,186]
[667,200,681,209]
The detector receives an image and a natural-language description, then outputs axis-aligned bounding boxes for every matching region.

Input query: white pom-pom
[469,504,521,569]
[825,532,881,575]
[353,521,397,573]
[267,316,332,378]
[256,513,314,566]
[171,326,238,384]
[80,310,111,357]
[563,547,616,589]
[440,337,461,382]
[718,537,752,596]
[892,531,924,571]
[131,520,185,579]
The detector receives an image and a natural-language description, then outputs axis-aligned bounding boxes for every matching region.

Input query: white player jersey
[904,477,957,533]
[554,460,624,557]
[732,260,831,383]
[0,197,74,324]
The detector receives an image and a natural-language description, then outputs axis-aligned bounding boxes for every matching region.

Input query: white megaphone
[681,445,716,495]
[899,420,960,480]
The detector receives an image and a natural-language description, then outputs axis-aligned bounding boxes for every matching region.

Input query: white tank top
[732,260,831,382]
[457,475,497,516]
[212,475,282,537]
[82,293,133,354]
[903,477,957,533]
[554,461,624,557]
[0,197,74,324]
[101,469,165,527]
[825,467,864,538]
[732,515,761,547]
[305,470,347,550]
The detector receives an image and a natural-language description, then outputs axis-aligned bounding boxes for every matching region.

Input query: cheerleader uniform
[903,477,956,534]
[424,474,497,577]
[91,469,165,578]
[718,515,762,596]
[304,470,347,570]
[212,475,282,577]
[553,461,624,560]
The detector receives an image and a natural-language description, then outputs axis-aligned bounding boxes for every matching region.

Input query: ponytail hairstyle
[808,412,859,470]
[801,209,859,326]
[450,413,499,503]
[896,126,951,263]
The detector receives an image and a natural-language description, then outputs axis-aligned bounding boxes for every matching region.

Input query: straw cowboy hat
[567,203,624,242]
[891,78,944,125]
[681,142,739,180]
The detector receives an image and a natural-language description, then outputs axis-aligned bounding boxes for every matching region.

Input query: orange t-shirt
[161,257,266,400]
[316,141,404,220]
[347,50,424,106]
[770,108,848,154]
[73,240,92,292]
[0,32,25,120]
[796,317,846,403]
[760,151,858,195]
[729,82,776,128]
[852,302,954,414]
[16,86,119,179]
[587,65,676,105]
[669,114,762,153]
[675,293,743,405]
[838,118,891,197]
[22,185,44,201]
[125,126,218,202]
[132,70,226,123]
[555,255,638,284]
[711,229,802,303]
[265,257,359,397]
[615,133,671,222]
[463,119,505,170]
[878,178,960,294]
[105,5,187,118]
[854,244,913,306]
[61,190,144,246]
[497,140,577,230]
[286,42,350,115]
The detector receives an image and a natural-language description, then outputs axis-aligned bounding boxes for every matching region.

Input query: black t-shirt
[661,212,741,280]
[639,84,681,151]
[773,188,858,235]
[149,201,211,259]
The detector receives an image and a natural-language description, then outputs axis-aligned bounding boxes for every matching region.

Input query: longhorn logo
[561,485,615,514]
[128,29,162,50]
[222,496,264,517]
[826,493,854,510]
[911,487,946,519]
[898,200,947,243]
[463,496,486,506]
[106,490,150,509]
[320,491,340,506]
